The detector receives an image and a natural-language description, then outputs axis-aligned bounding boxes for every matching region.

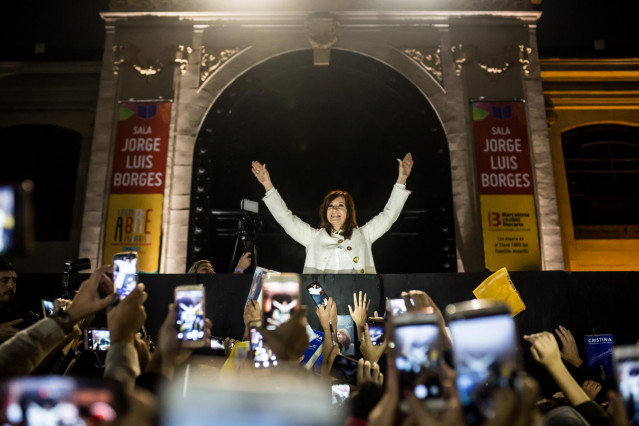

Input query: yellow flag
[221,341,250,372]
[473,267,526,316]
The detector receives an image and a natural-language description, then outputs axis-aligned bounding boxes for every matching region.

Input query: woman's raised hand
[397,152,413,185]
[251,161,274,192]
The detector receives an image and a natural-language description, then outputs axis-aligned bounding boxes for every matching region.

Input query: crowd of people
[0,155,635,425]
[0,258,635,426]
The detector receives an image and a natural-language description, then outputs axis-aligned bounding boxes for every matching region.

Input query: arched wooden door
[188,49,455,274]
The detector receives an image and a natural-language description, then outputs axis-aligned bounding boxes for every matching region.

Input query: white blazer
[262,184,411,274]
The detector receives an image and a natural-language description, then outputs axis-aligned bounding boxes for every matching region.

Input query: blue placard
[584,334,614,379]
[302,328,324,374]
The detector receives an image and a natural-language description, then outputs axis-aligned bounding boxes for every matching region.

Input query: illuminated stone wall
[78,1,563,272]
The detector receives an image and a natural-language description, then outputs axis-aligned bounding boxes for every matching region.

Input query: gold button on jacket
[347,246,352,251]
[360,268,365,274]
[353,257,359,263]
[338,239,344,244]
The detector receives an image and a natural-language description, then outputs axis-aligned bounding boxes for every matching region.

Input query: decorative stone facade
[78,1,563,272]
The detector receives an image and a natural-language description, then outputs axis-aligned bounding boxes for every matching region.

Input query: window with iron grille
[562,124,639,239]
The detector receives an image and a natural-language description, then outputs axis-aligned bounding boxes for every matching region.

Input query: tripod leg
[229,232,242,273]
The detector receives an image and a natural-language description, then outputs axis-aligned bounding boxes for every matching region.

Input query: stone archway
[187,48,455,273]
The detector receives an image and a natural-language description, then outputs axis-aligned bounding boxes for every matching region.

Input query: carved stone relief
[305,12,340,66]
[451,44,532,78]
[199,47,245,87]
[113,44,192,78]
[399,47,443,85]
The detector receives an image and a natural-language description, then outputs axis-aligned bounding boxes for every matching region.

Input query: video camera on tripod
[229,199,262,273]
[62,258,91,299]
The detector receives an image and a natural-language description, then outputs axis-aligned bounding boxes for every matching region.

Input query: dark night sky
[0,1,632,62]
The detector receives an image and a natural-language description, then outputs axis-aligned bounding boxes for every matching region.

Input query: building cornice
[100,10,542,27]
[108,0,536,13]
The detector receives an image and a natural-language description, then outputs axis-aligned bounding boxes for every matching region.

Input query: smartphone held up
[250,321,278,368]
[446,300,521,425]
[112,251,138,300]
[613,345,639,425]
[175,284,206,348]
[392,311,445,412]
[306,281,329,307]
[367,317,385,346]
[330,354,359,385]
[84,329,111,351]
[262,273,300,330]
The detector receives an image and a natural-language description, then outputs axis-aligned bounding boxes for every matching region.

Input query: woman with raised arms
[251,154,413,274]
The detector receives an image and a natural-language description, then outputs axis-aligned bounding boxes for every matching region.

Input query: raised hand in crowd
[402,289,452,351]
[107,283,147,344]
[316,296,338,344]
[370,353,542,426]
[582,379,602,400]
[224,337,237,357]
[116,387,157,426]
[321,341,340,379]
[367,351,400,426]
[65,265,117,324]
[104,283,148,389]
[357,358,383,388]
[53,297,71,312]
[243,299,261,340]
[524,332,589,405]
[606,390,630,426]
[359,322,387,364]
[402,289,445,322]
[0,265,118,379]
[50,297,86,356]
[555,325,584,368]
[134,332,153,373]
[348,291,370,340]
[259,305,309,361]
[235,252,252,274]
[146,303,212,379]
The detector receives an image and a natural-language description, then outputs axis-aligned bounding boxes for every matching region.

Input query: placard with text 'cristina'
[585,334,614,379]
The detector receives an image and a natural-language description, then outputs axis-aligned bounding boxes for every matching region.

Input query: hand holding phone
[112,251,138,300]
[41,299,54,317]
[368,317,385,346]
[175,284,206,348]
[392,311,445,412]
[306,281,329,307]
[250,321,277,368]
[330,354,359,385]
[446,300,520,425]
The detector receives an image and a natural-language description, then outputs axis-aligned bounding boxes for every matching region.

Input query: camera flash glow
[414,384,428,399]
